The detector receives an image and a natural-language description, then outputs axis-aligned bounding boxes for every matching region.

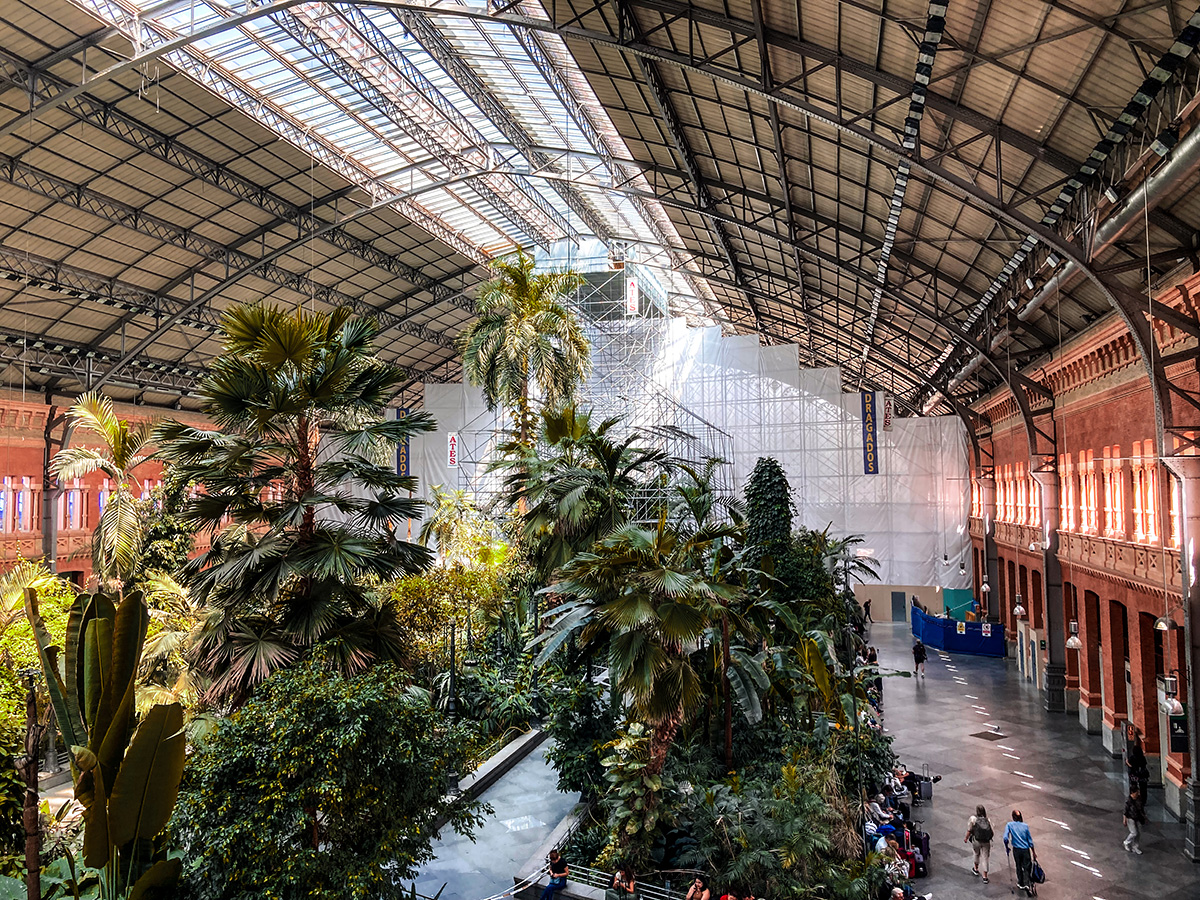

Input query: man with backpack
[964,804,994,883]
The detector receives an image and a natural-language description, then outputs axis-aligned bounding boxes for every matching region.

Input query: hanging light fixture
[959,561,966,576]
[943,553,950,566]
[980,581,991,593]
[1013,592,1026,618]
[1154,613,1177,632]
[1065,620,1082,650]
[1164,673,1184,717]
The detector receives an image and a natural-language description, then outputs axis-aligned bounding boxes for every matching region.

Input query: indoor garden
[0,253,896,900]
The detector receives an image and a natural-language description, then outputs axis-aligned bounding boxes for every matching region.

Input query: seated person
[685,877,711,900]
[606,865,637,900]
[869,794,895,824]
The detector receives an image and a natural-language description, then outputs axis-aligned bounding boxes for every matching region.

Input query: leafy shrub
[545,677,612,799]
[172,659,485,900]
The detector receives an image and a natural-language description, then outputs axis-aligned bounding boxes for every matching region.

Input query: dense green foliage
[172,660,483,900]
[135,479,196,575]
[156,304,437,704]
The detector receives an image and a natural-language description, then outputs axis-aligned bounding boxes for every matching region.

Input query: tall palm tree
[458,252,589,445]
[542,518,733,775]
[155,303,436,704]
[51,392,155,584]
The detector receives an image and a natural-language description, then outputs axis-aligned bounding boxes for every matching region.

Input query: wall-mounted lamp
[1065,620,1082,650]
[1164,672,1184,717]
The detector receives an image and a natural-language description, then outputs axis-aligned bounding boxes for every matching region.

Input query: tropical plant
[418,485,502,568]
[134,479,196,576]
[51,393,156,585]
[25,587,185,899]
[154,303,436,704]
[458,251,589,445]
[596,723,674,867]
[171,659,485,900]
[544,677,612,800]
[137,572,202,713]
[540,517,734,776]
[500,407,670,581]
[743,457,792,565]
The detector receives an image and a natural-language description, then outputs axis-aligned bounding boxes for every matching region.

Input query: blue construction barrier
[911,607,1006,657]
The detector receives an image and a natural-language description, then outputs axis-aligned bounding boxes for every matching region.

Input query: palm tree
[155,303,436,704]
[499,406,671,581]
[458,251,589,445]
[542,517,731,775]
[418,484,496,568]
[50,392,155,584]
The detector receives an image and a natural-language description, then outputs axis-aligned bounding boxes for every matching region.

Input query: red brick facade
[0,393,207,585]
[968,269,1200,818]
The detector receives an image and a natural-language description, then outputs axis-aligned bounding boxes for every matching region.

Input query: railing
[527,864,687,900]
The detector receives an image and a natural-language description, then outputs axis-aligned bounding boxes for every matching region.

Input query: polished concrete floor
[413,740,577,900]
[871,621,1200,899]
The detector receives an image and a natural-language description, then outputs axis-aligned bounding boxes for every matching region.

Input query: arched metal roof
[0,0,1197,415]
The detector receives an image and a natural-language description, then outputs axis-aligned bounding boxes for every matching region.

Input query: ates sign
[447,432,459,468]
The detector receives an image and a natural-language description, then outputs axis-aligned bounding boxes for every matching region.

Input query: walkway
[413,740,578,900]
[872,622,1200,900]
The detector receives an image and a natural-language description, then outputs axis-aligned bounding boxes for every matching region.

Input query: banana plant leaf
[128,859,182,900]
[83,617,113,751]
[62,591,89,748]
[108,702,186,847]
[728,646,770,724]
[74,746,111,871]
[24,588,87,759]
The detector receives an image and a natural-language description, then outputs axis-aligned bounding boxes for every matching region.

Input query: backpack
[973,816,994,843]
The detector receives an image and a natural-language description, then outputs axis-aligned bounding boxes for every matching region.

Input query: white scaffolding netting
[408,292,969,588]
[651,320,970,588]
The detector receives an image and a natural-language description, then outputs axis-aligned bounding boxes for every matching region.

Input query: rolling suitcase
[918,763,934,801]
[911,826,931,859]
[912,850,928,878]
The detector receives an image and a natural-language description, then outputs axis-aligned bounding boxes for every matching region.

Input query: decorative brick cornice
[972,268,1200,426]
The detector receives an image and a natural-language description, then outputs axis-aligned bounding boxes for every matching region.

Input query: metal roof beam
[611,0,1082,175]
[0,47,484,292]
[613,0,767,336]
[386,6,616,243]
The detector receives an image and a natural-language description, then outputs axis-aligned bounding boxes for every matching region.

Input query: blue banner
[861,391,879,475]
[395,408,409,478]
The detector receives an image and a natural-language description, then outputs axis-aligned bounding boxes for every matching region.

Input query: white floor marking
[1070,860,1103,878]
[1013,770,1034,778]
[1061,844,1090,859]
[974,709,989,714]
[1002,753,1021,760]
[964,694,979,699]
[1020,781,1043,790]
[1043,817,1071,830]
[971,704,987,709]
[997,745,1016,751]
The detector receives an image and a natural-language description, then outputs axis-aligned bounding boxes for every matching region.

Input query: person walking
[1125,730,1150,805]
[1123,787,1146,855]
[540,850,570,900]
[912,639,927,677]
[1002,809,1037,895]
[864,598,873,623]
[964,803,994,882]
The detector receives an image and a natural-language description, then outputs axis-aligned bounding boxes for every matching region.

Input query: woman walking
[964,804,994,882]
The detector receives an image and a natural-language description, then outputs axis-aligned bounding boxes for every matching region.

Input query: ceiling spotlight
[1025,277,1036,291]
[1046,252,1062,268]
[1013,592,1026,618]
[1066,620,1082,651]
[1151,126,1179,157]
[1154,613,1177,632]
[959,562,966,575]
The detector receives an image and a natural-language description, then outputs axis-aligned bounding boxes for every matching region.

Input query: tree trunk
[646,711,681,776]
[721,615,733,771]
[296,413,316,543]
[22,679,41,900]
